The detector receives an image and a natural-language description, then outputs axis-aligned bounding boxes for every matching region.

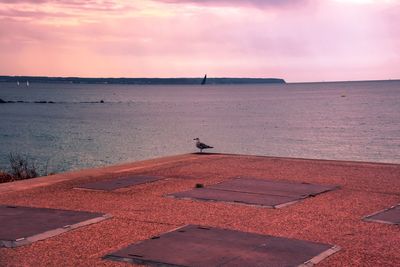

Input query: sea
[1,80,399,174]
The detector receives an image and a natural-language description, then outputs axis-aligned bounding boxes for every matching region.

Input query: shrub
[0,171,13,183]
[8,153,38,180]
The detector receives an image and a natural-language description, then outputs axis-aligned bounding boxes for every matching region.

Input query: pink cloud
[156,0,308,8]
[0,0,48,3]
[0,0,399,81]
[0,0,132,19]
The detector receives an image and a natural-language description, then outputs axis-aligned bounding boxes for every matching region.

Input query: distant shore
[0,76,286,85]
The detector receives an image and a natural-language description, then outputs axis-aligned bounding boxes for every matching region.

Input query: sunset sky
[0,0,399,82]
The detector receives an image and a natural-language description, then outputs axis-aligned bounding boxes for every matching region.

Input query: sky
[0,0,399,82]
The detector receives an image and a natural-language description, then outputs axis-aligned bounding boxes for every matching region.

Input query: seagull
[193,138,213,153]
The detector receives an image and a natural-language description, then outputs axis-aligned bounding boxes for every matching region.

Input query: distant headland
[0,76,286,85]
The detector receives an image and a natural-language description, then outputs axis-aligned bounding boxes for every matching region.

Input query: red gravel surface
[0,154,399,266]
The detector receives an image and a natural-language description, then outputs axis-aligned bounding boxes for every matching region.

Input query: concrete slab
[363,204,400,225]
[104,225,340,267]
[170,178,338,208]
[171,188,301,208]
[0,205,111,247]
[75,175,164,191]
[210,177,338,197]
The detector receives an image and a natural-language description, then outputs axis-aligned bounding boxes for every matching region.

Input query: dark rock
[195,183,204,188]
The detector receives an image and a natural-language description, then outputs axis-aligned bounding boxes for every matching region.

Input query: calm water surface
[1,81,399,173]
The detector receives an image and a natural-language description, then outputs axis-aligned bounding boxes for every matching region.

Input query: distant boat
[26,81,29,86]
[16,81,20,86]
[201,74,207,85]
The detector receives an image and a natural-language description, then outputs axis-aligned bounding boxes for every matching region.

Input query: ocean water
[1,80,399,173]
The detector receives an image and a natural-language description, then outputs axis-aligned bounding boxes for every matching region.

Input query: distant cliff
[0,76,285,85]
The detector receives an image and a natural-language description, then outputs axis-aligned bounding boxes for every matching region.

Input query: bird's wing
[198,142,213,149]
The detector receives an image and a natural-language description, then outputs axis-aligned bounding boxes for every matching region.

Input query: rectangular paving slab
[0,205,111,247]
[172,188,301,208]
[209,177,338,197]
[363,204,400,225]
[169,178,339,208]
[75,175,163,191]
[104,225,340,267]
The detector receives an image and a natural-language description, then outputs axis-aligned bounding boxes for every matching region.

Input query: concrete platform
[363,204,400,225]
[75,175,164,191]
[0,205,111,248]
[170,178,338,208]
[0,153,399,266]
[105,224,340,266]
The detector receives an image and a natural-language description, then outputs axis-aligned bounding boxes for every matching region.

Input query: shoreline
[1,153,399,190]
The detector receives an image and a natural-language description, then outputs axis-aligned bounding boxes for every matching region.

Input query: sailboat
[26,81,29,86]
[201,74,207,85]
[16,81,20,86]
